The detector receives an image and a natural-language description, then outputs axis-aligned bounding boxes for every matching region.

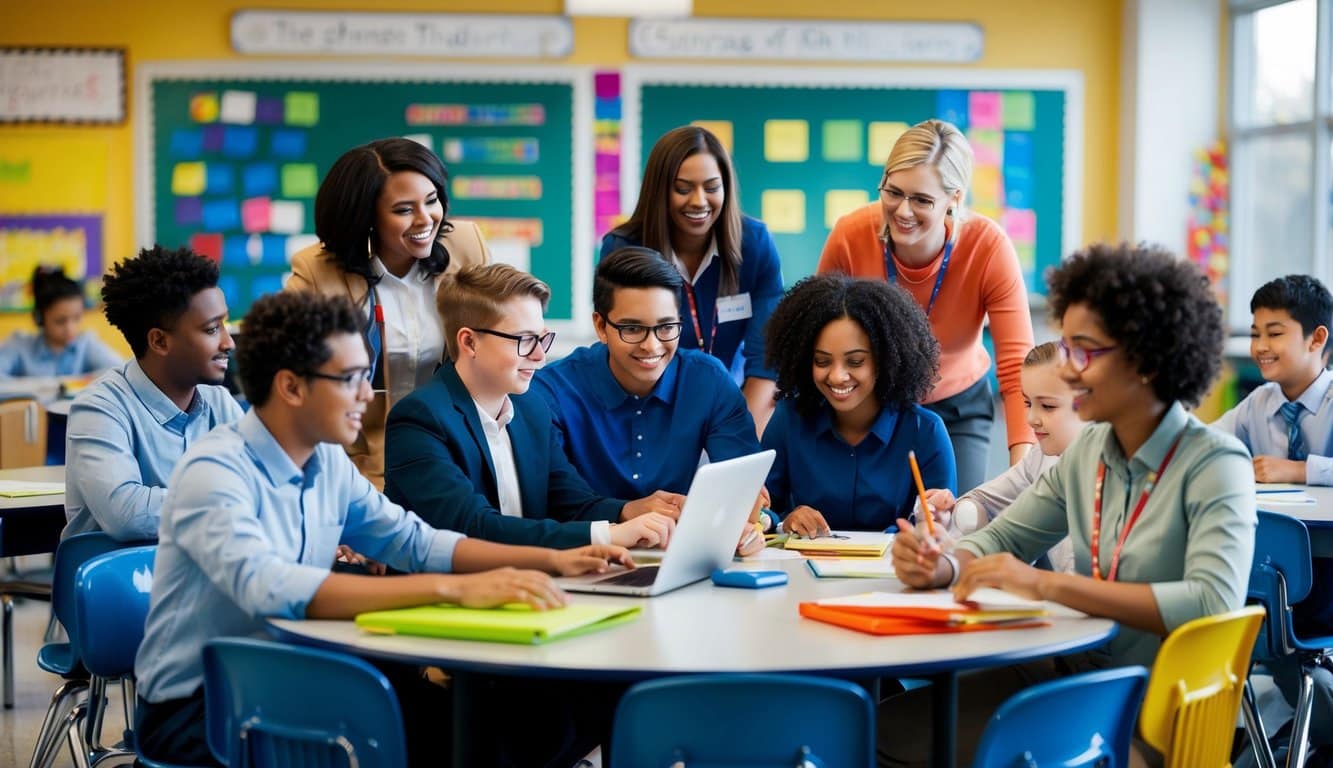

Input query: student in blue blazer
[384,263,682,550]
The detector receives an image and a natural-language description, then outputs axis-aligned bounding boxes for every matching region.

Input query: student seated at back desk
[0,265,122,381]
[1212,274,1333,754]
[132,291,631,767]
[530,247,767,557]
[385,263,681,551]
[760,273,956,537]
[63,246,242,542]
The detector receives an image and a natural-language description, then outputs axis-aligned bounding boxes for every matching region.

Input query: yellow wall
[0,0,1122,353]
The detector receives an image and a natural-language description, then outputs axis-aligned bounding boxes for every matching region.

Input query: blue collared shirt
[0,330,121,378]
[136,409,463,703]
[531,345,760,498]
[1213,368,1333,485]
[63,359,243,541]
[761,399,956,530]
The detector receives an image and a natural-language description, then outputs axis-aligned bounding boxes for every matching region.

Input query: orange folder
[799,602,1051,635]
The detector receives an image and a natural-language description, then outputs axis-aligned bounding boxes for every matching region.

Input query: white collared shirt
[473,396,524,519]
[371,258,444,408]
[668,237,720,285]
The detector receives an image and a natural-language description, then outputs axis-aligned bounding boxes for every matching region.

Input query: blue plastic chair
[1245,511,1333,768]
[610,673,875,767]
[971,666,1149,767]
[202,637,408,768]
[28,531,149,768]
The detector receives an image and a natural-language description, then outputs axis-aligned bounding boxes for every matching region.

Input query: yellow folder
[355,602,641,645]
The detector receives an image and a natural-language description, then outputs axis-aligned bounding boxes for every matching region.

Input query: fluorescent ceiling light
[565,0,691,17]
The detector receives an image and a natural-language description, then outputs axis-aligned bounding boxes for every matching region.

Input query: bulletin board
[622,66,1083,295]
[135,62,592,322]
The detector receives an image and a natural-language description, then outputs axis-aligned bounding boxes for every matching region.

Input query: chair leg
[1244,677,1278,768]
[1288,669,1316,768]
[3,594,13,709]
[66,704,92,768]
[28,679,89,768]
[82,676,109,754]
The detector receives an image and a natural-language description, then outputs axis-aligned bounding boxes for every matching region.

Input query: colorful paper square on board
[174,198,202,226]
[821,120,863,162]
[868,122,909,166]
[936,90,969,129]
[968,130,1003,166]
[222,235,251,266]
[201,200,240,231]
[595,98,621,120]
[281,164,319,198]
[189,93,219,124]
[284,92,319,127]
[762,190,806,234]
[1003,132,1033,167]
[221,127,258,159]
[270,130,307,159]
[171,162,207,196]
[256,97,284,124]
[1014,241,1036,275]
[242,164,279,197]
[220,91,257,125]
[968,92,1002,130]
[764,120,809,162]
[824,190,871,229]
[971,165,1003,209]
[1003,165,1034,209]
[691,121,733,156]
[269,201,306,234]
[170,129,204,158]
[261,235,288,266]
[241,197,271,233]
[205,164,234,196]
[251,274,286,303]
[286,234,320,261]
[594,72,620,100]
[1001,92,1035,131]
[189,233,223,263]
[1000,208,1037,245]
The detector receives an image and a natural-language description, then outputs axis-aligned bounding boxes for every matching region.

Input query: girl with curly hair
[0,265,121,379]
[759,273,955,535]
[887,243,1256,765]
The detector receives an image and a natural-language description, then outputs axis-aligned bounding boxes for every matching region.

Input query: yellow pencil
[908,450,935,537]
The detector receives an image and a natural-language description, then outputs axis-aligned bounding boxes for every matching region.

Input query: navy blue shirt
[761,399,957,530]
[600,214,784,383]
[531,345,759,498]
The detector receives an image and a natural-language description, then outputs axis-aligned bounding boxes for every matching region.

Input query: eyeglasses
[473,328,556,357]
[1057,338,1117,372]
[603,319,683,344]
[302,368,373,390]
[879,172,937,213]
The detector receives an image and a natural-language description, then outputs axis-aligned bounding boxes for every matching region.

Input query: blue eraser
[710,569,789,589]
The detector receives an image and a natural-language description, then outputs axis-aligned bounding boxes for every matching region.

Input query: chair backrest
[1139,605,1266,768]
[73,545,156,678]
[51,531,135,648]
[1248,510,1313,660]
[611,673,875,768]
[971,665,1149,768]
[0,396,46,469]
[202,637,407,768]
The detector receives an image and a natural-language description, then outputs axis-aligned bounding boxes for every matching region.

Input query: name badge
[716,292,753,323]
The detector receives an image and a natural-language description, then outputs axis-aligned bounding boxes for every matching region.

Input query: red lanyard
[1090,433,1184,582]
[682,283,717,356]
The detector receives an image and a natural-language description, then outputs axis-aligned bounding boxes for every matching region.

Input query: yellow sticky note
[171,162,207,196]
[762,190,805,234]
[867,121,910,165]
[824,190,871,229]
[972,165,1002,208]
[691,120,734,156]
[285,92,320,127]
[189,93,219,124]
[764,120,809,162]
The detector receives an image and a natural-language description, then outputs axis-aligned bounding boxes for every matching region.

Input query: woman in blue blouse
[601,125,785,433]
[761,274,956,534]
[0,266,121,379]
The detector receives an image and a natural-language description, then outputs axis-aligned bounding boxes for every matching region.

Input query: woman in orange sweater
[818,119,1035,493]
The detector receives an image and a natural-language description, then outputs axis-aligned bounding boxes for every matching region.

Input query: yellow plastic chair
[1139,605,1266,768]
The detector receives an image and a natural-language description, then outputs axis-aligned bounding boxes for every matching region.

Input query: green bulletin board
[624,67,1081,295]
[137,63,587,319]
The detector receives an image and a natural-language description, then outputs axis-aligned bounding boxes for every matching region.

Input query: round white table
[270,557,1116,767]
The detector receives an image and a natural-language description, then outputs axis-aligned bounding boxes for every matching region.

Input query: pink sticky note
[595,154,619,174]
[968,130,1002,166]
[241,197,272,233]
[969,92,1002,130]
[596,189,620,211]
[1000,208,1037,245]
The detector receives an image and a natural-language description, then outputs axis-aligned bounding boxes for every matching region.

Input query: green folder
[355,602,641,645]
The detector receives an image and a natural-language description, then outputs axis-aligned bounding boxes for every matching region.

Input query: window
[1229,0,1331,328]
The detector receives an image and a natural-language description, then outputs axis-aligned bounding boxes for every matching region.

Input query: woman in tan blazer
[287,137,489,488]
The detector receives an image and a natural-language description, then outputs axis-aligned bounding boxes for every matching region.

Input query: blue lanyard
[883,239,953,318]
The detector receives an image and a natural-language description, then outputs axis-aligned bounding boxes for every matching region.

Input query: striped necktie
[1279,401,1308,461]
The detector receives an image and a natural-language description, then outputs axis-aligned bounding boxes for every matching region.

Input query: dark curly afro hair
[1047,242,1224,406]
[101,245,219,358]
[765,273,940,419]
[237,291,364,407]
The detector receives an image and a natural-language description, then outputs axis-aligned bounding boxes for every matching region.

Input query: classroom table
[0,465,65,558]
[269,556,1117,768]
[1257,485,1333,557]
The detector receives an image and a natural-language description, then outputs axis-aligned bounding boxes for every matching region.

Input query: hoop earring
[366,232,375,258]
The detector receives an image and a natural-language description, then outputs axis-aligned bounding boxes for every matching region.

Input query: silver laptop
[561,450,776,597]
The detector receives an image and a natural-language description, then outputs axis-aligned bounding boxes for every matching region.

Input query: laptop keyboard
[595,565,660,587]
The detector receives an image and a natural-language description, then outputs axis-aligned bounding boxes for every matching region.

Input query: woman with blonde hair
[819,119,1035,493]
[603,125,785,433]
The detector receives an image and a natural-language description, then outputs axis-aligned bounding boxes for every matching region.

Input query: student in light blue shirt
[134,291,632,767]
[531,247,763,552]
[0,265,121,379]
[62,247,243,541]
[761,274,956,535]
